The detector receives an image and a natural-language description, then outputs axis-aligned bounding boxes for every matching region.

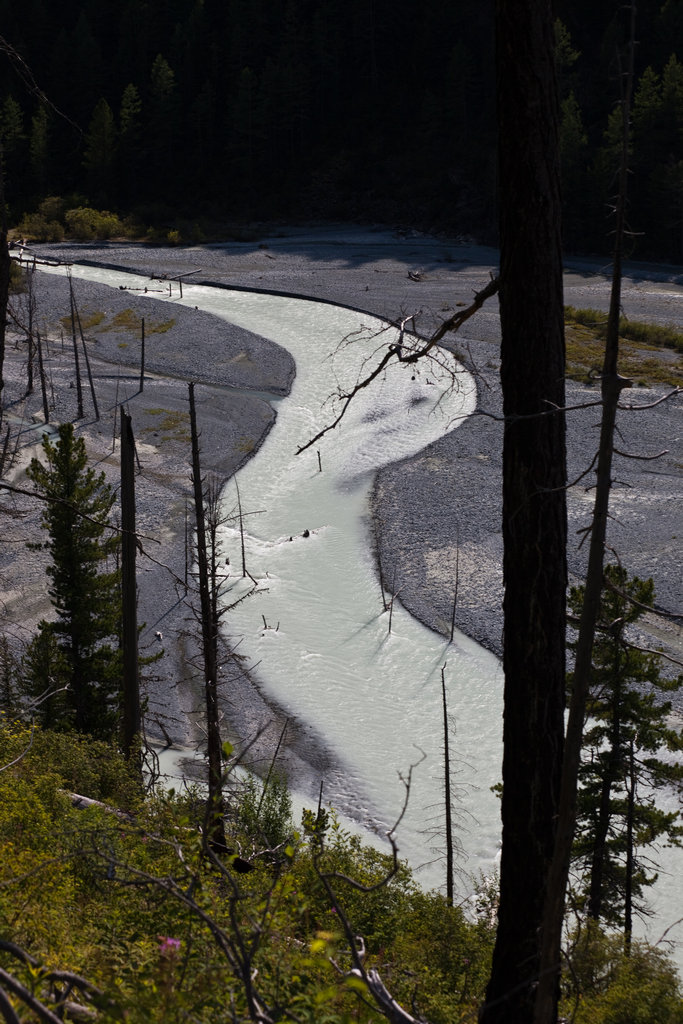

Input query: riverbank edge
[8,231,682,801]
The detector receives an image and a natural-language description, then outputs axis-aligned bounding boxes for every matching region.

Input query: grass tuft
[564,306,682,386]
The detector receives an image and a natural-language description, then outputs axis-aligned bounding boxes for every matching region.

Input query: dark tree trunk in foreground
[481,3,567,1022]
[120,408,140,764]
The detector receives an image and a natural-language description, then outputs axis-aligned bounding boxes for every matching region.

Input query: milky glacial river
[39,263,682,966]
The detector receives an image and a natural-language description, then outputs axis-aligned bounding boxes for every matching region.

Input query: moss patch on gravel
[58,309,106,331]
[564,306,683,387]
[104,308,176,334]
[59,307,176,337]
[140,408,191,442]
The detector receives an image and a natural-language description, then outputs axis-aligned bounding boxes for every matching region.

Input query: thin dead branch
[296,276,499,455]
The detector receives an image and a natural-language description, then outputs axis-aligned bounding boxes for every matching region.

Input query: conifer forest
[0,0,681,259]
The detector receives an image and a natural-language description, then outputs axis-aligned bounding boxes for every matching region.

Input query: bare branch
[0,986,21,1024]
[613,447,669,461]
[604,577,682,622]
[296,276,499,455]
[0,968,64,1024]
[618,387,682,411]
[0,479,160,547]
[0,34,81,132]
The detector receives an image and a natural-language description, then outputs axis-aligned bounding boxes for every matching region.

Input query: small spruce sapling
[569,565,683,943]
[25,423,121,738]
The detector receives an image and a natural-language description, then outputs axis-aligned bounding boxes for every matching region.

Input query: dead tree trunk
[139,318,145,393]
[235,478,247,578]
[68,274,84,420]
[624,737,636,953]
[74,302,99,420]
[441,666,454,907]
[36,331,49,424]
[120,408,140,765]
[188,381,227,851]
[25,265,35,396]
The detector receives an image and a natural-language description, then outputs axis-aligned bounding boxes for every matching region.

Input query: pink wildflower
[158,936,182,958]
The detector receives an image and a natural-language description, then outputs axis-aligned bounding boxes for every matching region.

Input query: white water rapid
[37,262,682,968]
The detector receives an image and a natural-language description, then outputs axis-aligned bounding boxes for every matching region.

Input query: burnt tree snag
[188,381,227,852]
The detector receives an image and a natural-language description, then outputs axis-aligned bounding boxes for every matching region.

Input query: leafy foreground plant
[0,720,681,1022]
[561,923,683,1024]
[0,720,493,1022]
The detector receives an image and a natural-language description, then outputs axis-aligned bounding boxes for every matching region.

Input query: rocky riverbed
[2,226,681,795]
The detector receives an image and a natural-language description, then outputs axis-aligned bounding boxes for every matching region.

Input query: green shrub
[236,769,294,849]
[386,890,494,1023]
[1,723,680,1023]
[0,719,142,808]
[563,924,683,1024]
[38,195,66,222]
[16,212,65,241]
[64,206,123,240]
[191,221,205,244]
[9,260,25,293]
[122,214,145,238]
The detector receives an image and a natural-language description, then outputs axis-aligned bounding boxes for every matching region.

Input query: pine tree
[569,565,683,945]
[0,96,26,197]
[20,624,69,726]
[83,97,117,204]
[559,90,589,248]
[25,424,121,738]
[118,83,143,201]
[0,635,19,715]
[28,104,49,196]
[147,54,178,189]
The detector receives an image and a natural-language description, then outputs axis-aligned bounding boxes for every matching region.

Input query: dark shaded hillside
[0,1,681,258]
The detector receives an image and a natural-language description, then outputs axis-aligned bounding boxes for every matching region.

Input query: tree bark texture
[481,3,567,1022]
[120,408,140,762]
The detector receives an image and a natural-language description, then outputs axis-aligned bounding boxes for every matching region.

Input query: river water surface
[38,261,682,967]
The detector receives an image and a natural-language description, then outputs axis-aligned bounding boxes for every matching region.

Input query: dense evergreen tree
[569,566,683,945]
[0,95,26,198]
[631,55,683,258]
[117,83,143,203]
[146,54,178,192]
[28,104,49,197]
[0,0,673,251]
[21,623,70,727]
[0,634,19,714]
[25,424,121,738]
[0,0,676,250]
[559,90,590,250]
[83,97,117,203]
